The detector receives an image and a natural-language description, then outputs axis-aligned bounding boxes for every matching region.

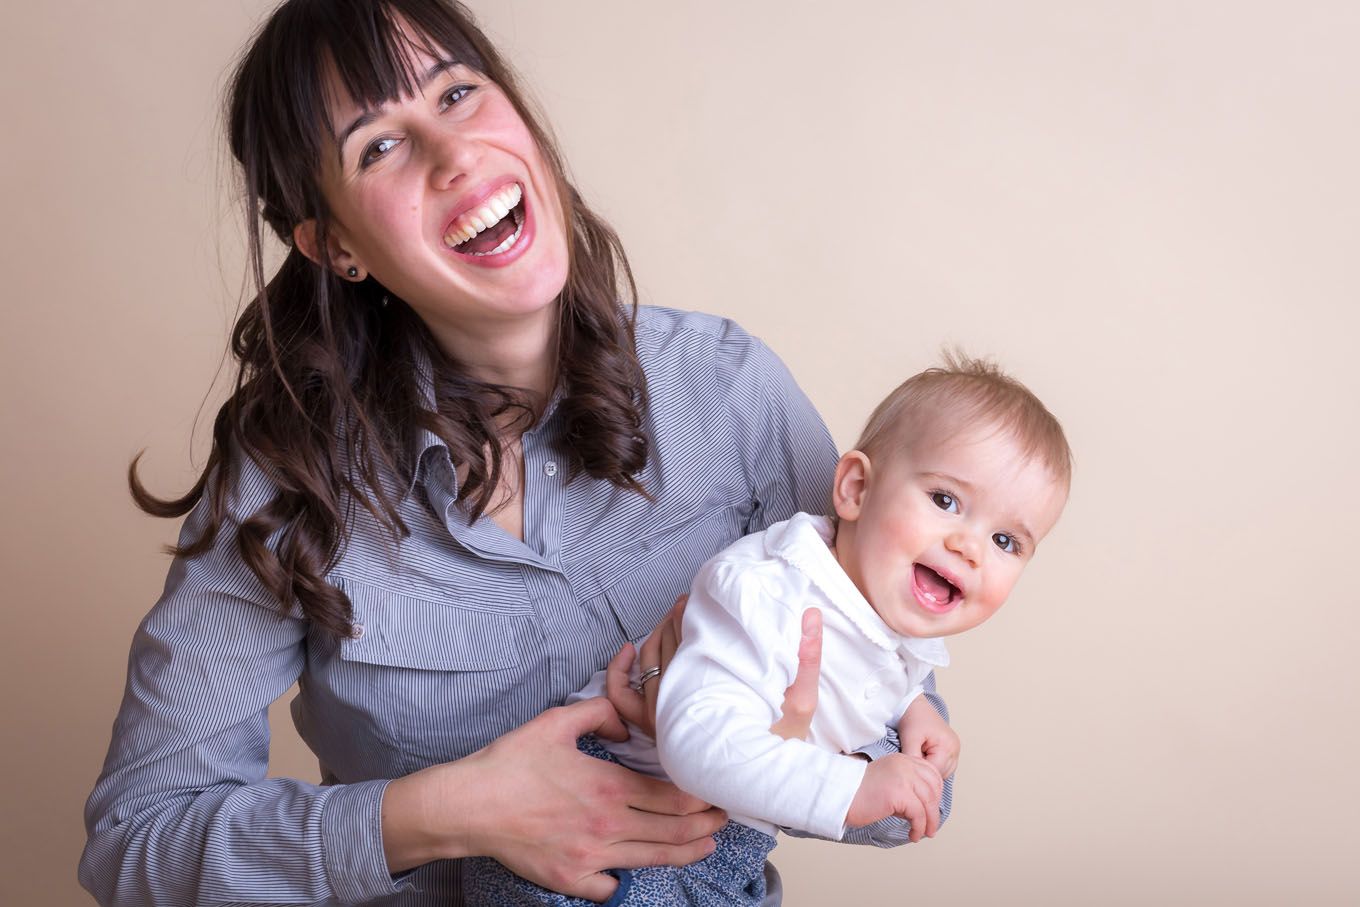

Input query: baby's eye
[993,533,1018,554]
[930,492,958,513]
[361,136,400,167]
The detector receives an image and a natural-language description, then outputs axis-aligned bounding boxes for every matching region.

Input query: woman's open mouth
[911,563,960,614]
[443,182,527,258]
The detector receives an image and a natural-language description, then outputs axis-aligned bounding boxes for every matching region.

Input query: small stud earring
[346,266,358,279]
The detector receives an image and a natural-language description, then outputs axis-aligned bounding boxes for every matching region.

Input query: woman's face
[308,44,570,353]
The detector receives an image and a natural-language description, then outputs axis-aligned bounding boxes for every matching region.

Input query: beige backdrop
[4,1,1358,904]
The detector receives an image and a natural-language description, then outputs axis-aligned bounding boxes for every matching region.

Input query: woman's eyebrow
[335,59,462,158]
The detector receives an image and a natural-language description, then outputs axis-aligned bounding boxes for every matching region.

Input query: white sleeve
[655,558,866,840]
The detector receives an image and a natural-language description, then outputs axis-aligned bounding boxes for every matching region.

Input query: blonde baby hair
[854,350,1072,489]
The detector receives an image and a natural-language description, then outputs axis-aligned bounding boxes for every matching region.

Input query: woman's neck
[429,305,559,400]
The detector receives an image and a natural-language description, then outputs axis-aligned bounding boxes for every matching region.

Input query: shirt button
[864,682,881,699]
[350,623,365,640]
[543,461,558,477]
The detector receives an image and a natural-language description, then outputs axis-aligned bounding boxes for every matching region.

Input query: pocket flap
[338,578,531,672]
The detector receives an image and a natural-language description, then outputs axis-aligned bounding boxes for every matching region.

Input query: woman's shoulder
[633,305,783,382]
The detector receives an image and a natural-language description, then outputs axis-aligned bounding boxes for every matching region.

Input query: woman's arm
[82,459,725,906]
[80,465,409,906]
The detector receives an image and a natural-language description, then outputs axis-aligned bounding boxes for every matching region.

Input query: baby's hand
[898,695,960,782]
[844,753,942,842]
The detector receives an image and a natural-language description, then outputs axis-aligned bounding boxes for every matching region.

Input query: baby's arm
[655,560,866,838]
[655,559,942,841]
[777,673,956,846]
[898,690,961,782]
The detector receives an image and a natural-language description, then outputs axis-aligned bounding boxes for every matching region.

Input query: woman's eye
[439,85,473,111]
[930,492,958,513]
[993,533,1018,554]
[361,137,400,167]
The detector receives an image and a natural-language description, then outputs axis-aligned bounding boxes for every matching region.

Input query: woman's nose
[425,124,481,191]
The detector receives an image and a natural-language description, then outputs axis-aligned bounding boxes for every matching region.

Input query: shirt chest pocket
[328,578,544,768]
[601,499,748,643]
[341,582,530,670]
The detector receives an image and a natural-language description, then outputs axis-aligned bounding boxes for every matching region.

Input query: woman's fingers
[548,695,628,744]
[566,872,620,903]
[772,607,822,740]
[618,766,717,818]
[604,833,719,874]
[630,595,689,737]
[470,709,724,898]
[603,642,647,732]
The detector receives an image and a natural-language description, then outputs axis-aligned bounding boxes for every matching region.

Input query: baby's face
[832,426,1067,639]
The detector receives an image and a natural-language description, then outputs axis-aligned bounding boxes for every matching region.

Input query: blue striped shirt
[80,306,950,905]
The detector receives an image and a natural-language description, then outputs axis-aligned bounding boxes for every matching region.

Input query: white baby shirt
[575,512,949,840]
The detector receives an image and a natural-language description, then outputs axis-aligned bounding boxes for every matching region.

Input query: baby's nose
[946,531,981,565]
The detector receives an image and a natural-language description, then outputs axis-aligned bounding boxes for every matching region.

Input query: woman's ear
[832,450,872,522]
[292,218,367,281]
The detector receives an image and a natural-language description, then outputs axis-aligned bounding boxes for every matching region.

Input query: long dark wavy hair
[131,0,649,640]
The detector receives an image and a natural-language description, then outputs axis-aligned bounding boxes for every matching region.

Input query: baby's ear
[832,451,871,521]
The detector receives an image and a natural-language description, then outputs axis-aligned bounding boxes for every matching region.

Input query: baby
[466,353,1071,906]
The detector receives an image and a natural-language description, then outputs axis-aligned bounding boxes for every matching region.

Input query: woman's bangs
[313,0,488,137]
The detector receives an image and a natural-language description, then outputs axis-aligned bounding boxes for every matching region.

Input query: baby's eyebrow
[918,471,975,493]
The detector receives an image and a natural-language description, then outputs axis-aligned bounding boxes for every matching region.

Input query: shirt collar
[764,513,951,667]
[403,349,567,501]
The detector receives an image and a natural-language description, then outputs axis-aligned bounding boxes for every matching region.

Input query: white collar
[763,513,950,668]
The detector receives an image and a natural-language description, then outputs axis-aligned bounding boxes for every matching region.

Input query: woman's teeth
[444,183,523,249]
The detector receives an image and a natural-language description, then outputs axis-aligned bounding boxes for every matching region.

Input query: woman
[80,1,950,904]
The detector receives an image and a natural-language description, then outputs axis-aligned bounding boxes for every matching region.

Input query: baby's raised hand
[898,695,960,782]
[844,752,943,843]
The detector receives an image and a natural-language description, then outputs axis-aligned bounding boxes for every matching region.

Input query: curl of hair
[130,0,649,641]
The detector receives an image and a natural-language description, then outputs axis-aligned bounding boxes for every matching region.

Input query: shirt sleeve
[79,458,407,906]
[713,323,838,531]
[655,558,868,840]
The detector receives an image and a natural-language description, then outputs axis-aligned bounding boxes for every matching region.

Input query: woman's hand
[381,696,726,902]
[605,595,689,738]
[898,694,961,780]
[771,607,823,741]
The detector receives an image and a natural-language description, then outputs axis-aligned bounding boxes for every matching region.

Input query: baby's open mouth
[913,563,959,608]
[444,183,525,256]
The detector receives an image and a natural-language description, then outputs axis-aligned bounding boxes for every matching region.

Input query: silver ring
[630,665,662,693]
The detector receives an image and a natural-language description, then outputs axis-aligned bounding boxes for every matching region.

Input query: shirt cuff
[805,750,869,840]
[851,726,901,763]
[320,779,408,904]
